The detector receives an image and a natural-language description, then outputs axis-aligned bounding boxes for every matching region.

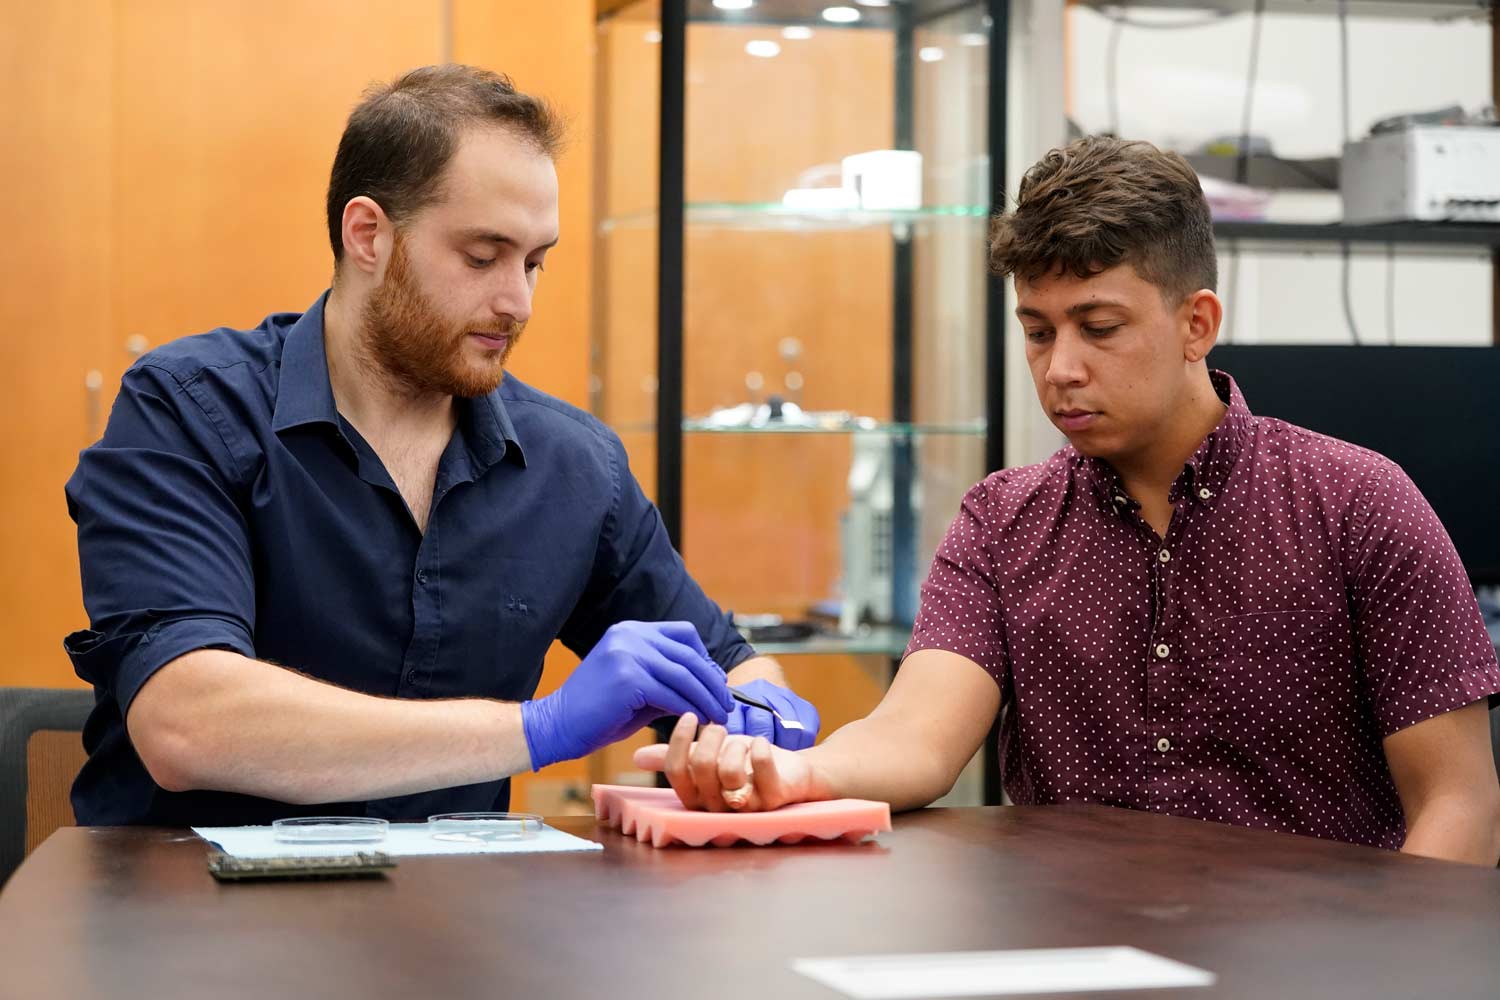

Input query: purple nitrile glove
[520,620,732,770]
[725,679,820,751]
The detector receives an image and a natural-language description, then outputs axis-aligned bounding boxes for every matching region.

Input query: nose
[489,263,534,326]
[1045,328,1088,389]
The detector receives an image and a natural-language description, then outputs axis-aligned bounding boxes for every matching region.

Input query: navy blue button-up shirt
[65,293,753,826]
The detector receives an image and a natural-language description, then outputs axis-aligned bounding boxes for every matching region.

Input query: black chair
[0,687,94,888]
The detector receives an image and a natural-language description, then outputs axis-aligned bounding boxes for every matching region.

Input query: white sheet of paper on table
[792,946,1215,999]
[192,822,603,859]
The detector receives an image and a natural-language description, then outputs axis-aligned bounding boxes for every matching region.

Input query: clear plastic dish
[427,812,544,843]
[272,816,389,844]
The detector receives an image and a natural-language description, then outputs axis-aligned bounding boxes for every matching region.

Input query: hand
[521,621,732,770]
[633,713,828,812]
[725,679,820,750]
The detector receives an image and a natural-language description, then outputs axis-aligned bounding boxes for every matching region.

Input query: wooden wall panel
[0,2,117,688]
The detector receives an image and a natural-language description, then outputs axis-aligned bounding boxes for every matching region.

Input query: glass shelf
[746,623,912,658]
[601,203,992,233]
[615,419,988,437]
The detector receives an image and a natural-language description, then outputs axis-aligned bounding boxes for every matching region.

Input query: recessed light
[644,29,662,43]
[959,32,988,46]
[822,6,861,22]
[782,26,815,40]
[855,0,891,6]
[713,0,755,9]
[746,39,782,58]
[919,46,945,62]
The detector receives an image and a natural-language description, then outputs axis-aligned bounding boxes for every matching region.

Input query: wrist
[520,693,568,771]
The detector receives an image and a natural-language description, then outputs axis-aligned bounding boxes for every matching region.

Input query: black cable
[1236,0,1266,186]
[1102,7,1236,139]
[1385,243,1396,344]
[1336,0,1362,345]
[1223,240,1239,344]
[1341,243,1363,346]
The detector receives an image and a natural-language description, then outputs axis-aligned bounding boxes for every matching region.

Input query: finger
[653,620,712,660]
[749,737,785,809]
[662,713,703,809]
[718,737,754,811]
[630,674,705,725]
[637,645,731,724]
[642,631,732,714]
[689,723,729,812]
[743,706,775,742]
[633,744,667,771]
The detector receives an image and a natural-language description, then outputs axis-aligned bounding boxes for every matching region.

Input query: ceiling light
[822,6,861,22]
[782,26,814,40]
[713,0,755,9]
[644,29,662,43]
[919,46,945,62]
[746,39,782,58]
[959,32,988,46]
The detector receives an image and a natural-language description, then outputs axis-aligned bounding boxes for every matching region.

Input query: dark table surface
[1,804,1497,1000]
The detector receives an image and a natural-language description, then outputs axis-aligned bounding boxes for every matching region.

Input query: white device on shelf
[1341,126,1500,224]
[839,434,920,634]
[841,150,923,211]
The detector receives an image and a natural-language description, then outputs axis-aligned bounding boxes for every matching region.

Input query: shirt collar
[1086,369,1253,516]
[271,290,526,469]
[271,292,341,433]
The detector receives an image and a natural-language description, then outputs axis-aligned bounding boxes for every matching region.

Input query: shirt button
[1158,549,1171,564]
[405,670,418,685]
[1156,737,1172,752]
[416,570,429,586]
[1155,643,1170,659]
[1197,487,1213,500]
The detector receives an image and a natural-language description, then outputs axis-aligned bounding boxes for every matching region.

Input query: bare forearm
[726,654,787,686]
[1401,794,1500,866]
[802,714,964,812]
[128,649,532,804]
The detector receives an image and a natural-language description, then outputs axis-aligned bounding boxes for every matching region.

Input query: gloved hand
[724,679,820,750]
[521,621,732,771]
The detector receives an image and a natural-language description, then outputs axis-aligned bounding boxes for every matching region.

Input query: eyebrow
[1016,299,1129,320]
[459,228,560,251]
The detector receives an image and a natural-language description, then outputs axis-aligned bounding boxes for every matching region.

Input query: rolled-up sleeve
[65,364,257,712]
[1348,460,1500,736]
[559,433,755,672]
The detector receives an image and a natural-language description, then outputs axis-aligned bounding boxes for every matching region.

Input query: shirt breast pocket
[1203,608,1341,746]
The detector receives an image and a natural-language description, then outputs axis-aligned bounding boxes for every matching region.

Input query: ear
[339,196,392,278]
[1181,289,1223,364]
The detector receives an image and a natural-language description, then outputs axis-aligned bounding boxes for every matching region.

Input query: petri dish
[428,812,544,843]
[272,816,389,844]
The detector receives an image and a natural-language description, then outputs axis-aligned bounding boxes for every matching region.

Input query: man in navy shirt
[64,65,817,827]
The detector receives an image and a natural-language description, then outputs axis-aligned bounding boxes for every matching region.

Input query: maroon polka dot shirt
[907,371,1500,849]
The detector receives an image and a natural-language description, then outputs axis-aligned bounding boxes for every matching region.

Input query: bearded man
[64,65,817,827]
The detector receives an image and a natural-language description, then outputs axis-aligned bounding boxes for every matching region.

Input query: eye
[525,261,545,273]
[466,254,495,269]
[1083,324,1121,337]
[1024,328,1052,343]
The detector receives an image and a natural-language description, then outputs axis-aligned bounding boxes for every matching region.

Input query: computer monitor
[1208,344,1500,585]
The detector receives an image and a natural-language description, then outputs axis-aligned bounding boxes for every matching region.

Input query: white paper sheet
[192,822,603,858]
[792,946,1215,999]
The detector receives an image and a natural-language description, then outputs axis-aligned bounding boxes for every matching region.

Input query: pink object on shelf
[591,784,892,849]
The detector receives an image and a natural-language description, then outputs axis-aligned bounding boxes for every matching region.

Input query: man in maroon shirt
[641,136,1500,865]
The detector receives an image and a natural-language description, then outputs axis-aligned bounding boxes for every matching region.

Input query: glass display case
[593,0,1006,666]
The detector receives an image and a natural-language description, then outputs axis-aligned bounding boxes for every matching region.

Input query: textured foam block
[591,784,892,848]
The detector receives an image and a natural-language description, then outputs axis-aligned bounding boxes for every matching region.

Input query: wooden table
[1,805,1496,999]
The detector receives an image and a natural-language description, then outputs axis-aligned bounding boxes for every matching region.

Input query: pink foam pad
[590,784,892,848]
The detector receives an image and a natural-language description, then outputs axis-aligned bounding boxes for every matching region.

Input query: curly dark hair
[989,136,1216,303]
[326,64,565,265]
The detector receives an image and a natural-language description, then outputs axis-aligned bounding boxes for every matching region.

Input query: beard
[359,233,524,398]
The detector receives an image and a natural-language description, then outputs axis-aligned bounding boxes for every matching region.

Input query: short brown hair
[989,136,1216,303]
[326,64,565,264]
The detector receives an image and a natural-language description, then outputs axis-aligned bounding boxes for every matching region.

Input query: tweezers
[729,687,805,731]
